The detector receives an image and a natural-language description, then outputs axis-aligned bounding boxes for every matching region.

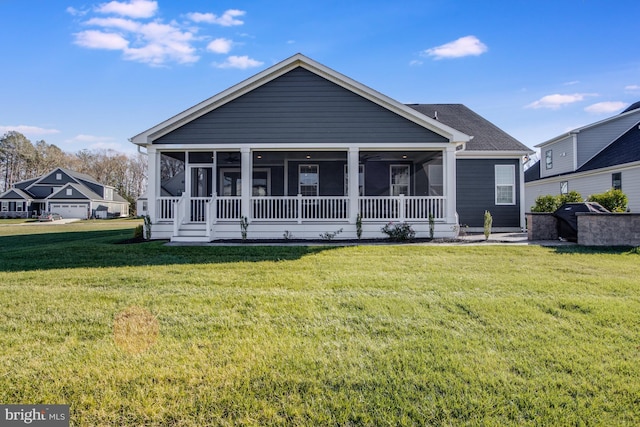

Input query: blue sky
[1,0,639,155]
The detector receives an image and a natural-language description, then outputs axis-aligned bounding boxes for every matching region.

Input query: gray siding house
[525,103,640,212]
[0,167,130,219]
[131,54,531,241]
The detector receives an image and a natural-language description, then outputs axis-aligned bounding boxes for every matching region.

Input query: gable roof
[536,103,640,148]
[130,53,471,146]
[0,188,33,200]
[407,104,532,153]
[47,183,100,201]
[577,122,640,172]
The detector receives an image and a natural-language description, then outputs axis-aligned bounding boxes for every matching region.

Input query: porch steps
[172,223,210,242]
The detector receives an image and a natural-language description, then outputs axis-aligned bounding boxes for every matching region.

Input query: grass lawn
[1,220,639,426]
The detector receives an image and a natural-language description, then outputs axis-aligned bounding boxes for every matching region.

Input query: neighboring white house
[131,54,531,242]
[0,167,130,219]
[525,102,640,212]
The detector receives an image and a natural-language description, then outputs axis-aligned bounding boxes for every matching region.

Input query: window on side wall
[545,150,553,170]
[612,172,622,190]
[299,164,319,196]
[495,164,515,205]
[560,181,568,195]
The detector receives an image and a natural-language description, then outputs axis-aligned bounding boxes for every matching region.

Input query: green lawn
[1,221,639,426]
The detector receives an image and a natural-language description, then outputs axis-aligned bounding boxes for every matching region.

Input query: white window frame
[390,165,410,196]
[66,188,73,196]
[612,172,622,191]
[560,181,568,195]
[299,164,319,196]
[1,201,7,211]
[495,164,515,205]
[545,150,553,170]
[56,173,62,180]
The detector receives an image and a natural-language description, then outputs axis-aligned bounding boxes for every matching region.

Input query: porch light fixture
[402,155,407,159]
[306,155,311,159]
[256,155,262,159]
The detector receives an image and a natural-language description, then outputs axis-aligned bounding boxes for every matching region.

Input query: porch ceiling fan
[221,153,240,163]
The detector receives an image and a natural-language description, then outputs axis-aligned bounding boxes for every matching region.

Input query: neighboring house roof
[2,168,127,206]
[407,104,532,153]
[524,161,541,183]
[0,188,33,200]
[13,178,38,190]
[526,104,640,183]
[130,53,472,146]
[577,123,640,172]
[536,102,640,148]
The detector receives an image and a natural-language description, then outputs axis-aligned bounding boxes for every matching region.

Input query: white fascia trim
[455,150,533,159]
[130,53,471,146]
[151,142,455,152]
[525,160,640,185]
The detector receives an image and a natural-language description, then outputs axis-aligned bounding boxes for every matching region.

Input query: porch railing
[358,195,445,221]
[156,195,445,223]
[252,196,349,221]
[157,197,180,221]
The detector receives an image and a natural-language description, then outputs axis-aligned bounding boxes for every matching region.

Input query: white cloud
[65,134,114,144]
[563,81,580,86]
[74,30,130,50]
[72,4,252,66]
[207,38,233,54]
[97,0,158,18]
[409,60,423,66]
[85,17,142,32]
[187,9,245,26]
[66,6,88,17]
[525,93,597,109]
[0,125,61,136]
[215,55,263,69]
[584,101,628,114]
[422,35,488,60]
[625,85,640,91]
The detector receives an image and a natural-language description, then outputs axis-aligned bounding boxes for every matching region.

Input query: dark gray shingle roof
[407,104,531,152]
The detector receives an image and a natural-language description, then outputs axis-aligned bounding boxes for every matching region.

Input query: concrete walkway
[454,232,575,247]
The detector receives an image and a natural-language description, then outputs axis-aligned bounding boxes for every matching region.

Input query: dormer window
[66,188,73,196]
[56,173,62,180]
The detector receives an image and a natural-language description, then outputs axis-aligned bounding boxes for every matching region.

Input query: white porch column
[147,147,159,223]
[348,147,360,223]
[240,147,252,220]
[519,158,526,230]
[444,146,457,225]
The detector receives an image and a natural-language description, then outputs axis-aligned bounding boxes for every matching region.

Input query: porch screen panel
[299,165,318,196]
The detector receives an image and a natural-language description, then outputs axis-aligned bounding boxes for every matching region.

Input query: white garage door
[50,204,88,219]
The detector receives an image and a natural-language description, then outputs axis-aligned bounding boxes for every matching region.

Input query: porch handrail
[173,194,187,236]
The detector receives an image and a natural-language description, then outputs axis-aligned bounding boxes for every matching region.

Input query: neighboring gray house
[525,102,640,212]
[0,167,130,219]
[130,54,531,242]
